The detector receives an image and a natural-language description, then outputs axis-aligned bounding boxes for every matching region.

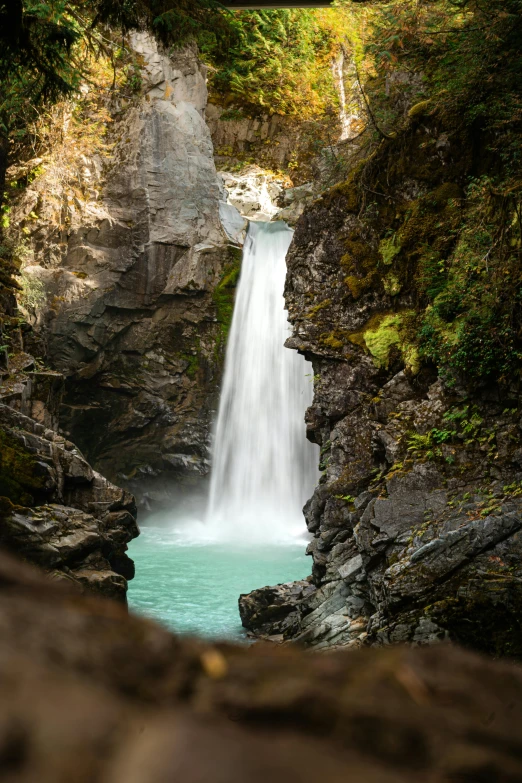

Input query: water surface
[128,523,310,639]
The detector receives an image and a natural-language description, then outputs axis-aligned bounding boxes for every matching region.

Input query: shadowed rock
[0,404,138,600]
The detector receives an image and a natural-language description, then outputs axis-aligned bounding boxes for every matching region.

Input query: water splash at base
[203,220,318,544]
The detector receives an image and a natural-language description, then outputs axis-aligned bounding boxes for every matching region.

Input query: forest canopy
[2,0,522,386]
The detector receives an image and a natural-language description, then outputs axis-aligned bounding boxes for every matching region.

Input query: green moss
[341,240,376,270]
[407,99,433,120]
[178,351,200,379]
[364,313,402,367]
[379,234,401,266]
[321,158,371,213]
[0,429,45,505]
[305,299,331,319]
[213,245,243,355]
[348,310,420,372]
[320,332,344,350]
[399,184,462,263]
[341,232,382,299]
[383,272,402,296]
[345,275,371,300]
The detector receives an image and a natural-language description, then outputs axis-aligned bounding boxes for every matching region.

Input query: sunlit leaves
[206,8,350,117]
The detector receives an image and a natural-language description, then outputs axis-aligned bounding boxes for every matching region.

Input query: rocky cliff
[9,34,245,506]
[240,108,522,656]
[0,332,138,600]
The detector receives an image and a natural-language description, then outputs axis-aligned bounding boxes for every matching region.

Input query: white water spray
[205,221,318,544]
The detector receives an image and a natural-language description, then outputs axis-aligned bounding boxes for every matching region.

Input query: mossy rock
[379,234,401,266]
[306,299,331,319]
[344,274,376,300]
[383,272,402,296]
[348,310,420,373]
[212,245,243,357]
[0,429,47,505]
[320,332,344,351]
[408,99,433,120]
[320,158,373,213]
[364,313,403,367]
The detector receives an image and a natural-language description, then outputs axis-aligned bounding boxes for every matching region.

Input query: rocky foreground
[1,547,522,783]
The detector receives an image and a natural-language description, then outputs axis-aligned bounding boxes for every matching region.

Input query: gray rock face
[208,104,307,176]
[241,142,522,655]
[13,34,243,501]
[0,398,138,601]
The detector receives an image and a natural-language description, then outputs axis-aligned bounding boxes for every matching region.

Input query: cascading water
[128,219,318,637]
[333,49,360,143]
[206,220,318,543]
[333,51,351,141]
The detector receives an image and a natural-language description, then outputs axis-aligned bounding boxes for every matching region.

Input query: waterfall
[333,50,351,141]
[205,220,318,544]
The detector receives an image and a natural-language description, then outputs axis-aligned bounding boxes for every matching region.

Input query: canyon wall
[10,34,245,506]
[241,109,522,656]
[0,334,138,600]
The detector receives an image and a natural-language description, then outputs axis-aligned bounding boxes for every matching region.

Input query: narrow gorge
[2,1,522,778]
[129,219,318,636]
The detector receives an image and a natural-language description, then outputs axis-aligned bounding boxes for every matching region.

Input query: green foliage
[0,0,230,149]
[0,1,82,144]
[407,403,490,461]
[407,428,454,452]
[333,0,522,386]
[417,176,522,382]
[503,480,522,499]
[204,9,345,117]
[334,493,355,503]
[0,236,29,295]
[18,271,45,313]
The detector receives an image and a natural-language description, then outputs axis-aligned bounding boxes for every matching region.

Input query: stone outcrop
[10,34,245,504]
[0,337,138,600]
[238,578,316,639]
[208,104,312,182]
[219,165,315,227]
[240,115,522,655]
[4,548,522,782]
[220,166,282,221]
